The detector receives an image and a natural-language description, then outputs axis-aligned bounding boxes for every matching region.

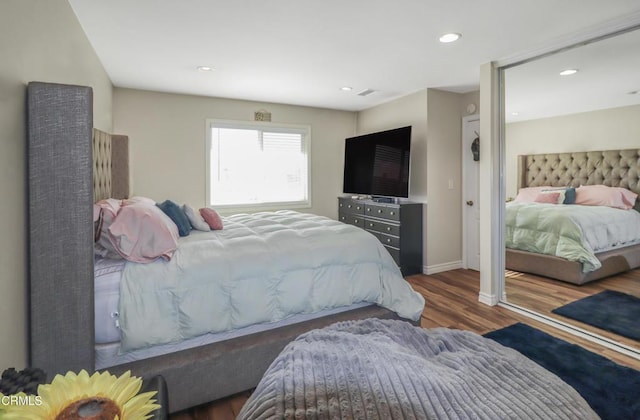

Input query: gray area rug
[239,318,597,419]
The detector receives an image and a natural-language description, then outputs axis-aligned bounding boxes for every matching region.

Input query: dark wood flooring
[505,268,640,348]
[171,269,640,419]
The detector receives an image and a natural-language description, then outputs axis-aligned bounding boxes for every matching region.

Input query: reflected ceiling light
[559,69,578,76]
[340,86,353,91]
[511,112,519,116]
[197,66,214,71]
[439,33,461,43]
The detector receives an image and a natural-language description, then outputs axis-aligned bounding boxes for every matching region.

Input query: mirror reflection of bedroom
[502,28,640,351]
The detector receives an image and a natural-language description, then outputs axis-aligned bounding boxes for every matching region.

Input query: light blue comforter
[118,211,425,352]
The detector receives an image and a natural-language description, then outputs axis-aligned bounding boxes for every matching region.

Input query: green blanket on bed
[505,203,601,272]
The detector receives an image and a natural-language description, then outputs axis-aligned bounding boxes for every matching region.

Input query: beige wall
[356,89,479,271]
[505,104,640,197]
[356,90,430,202]
[113,88,357,219]
[0,0,113,369]
[426,89,464,269]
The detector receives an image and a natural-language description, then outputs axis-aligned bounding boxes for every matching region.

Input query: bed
[26,82,424,412]
[505,149,640,284]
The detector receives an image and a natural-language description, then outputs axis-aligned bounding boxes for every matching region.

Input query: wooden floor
[505,268,640,348]
[171,269,640,419]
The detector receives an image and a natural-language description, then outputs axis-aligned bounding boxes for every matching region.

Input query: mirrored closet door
[500,27,640,352]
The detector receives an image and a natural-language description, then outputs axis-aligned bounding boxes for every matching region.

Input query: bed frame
[506,149,640,284]
[27,82,416,413]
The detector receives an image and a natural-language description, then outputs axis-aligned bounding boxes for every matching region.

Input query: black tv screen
[343,126,411,198]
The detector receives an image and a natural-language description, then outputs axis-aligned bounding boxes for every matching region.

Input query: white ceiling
[68,0,640,113]
[505,27,640,122]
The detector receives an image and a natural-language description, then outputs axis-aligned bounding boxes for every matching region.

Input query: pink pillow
[106,202,179,263]
[534,191,561,204]
[575,185,638,210]
[200,208,224,230]
[514,186,553,203]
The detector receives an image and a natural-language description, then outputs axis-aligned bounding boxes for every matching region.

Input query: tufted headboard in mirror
[517,149,640,210]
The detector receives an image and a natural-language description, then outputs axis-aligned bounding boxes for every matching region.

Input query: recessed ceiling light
[197,66,214,72]
[340,86,353,91]
[439,33,461,43]
[559,69,578,76]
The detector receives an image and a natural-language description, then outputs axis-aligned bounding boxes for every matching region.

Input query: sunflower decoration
[3,370,160,420]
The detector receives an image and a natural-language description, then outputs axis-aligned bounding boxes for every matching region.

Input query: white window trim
[205,118,312,213]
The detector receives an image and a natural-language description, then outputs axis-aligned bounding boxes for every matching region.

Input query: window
[206,120,311,210]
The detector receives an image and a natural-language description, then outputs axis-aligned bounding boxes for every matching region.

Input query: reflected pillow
[542,187,576,205]
[534,191,562,204]
[575,185,638,210]
[200,208,224,230]
[514,186,553,203]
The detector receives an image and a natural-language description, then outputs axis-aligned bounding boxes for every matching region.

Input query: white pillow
[183,204,211,231]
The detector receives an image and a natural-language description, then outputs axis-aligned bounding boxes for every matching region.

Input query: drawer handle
[356,206,361,210]
[377,209,382,213]
[339,203,343,207]
[369,223,374,227]
[390,211,395,216]
[386,238,392,243]
[386,227,391,232]
[348,204,352,208]
[367,208,371,212]
[354,219,359,224]
[341,216,345,220]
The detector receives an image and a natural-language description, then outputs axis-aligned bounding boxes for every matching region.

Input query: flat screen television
[343,126,411,198]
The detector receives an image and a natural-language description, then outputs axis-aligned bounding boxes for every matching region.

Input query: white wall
[0,0,113,369]
[356,89,480,272]
[113,88,357,219]
[505,104,640,197]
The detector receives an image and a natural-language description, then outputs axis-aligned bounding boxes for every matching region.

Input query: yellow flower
[3,370,159,420]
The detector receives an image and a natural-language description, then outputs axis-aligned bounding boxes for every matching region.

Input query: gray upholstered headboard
[28,82,130,378]
[517,149,640,209]
[93,129,130,201]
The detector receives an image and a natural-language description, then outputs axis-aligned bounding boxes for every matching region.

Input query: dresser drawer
[338,198,365,215]
[364,204,400,221]
[371,231,400,248]
[340,213,365,227]
[364,219,399,236]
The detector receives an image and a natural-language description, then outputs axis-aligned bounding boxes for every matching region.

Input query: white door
[462,115,480,271]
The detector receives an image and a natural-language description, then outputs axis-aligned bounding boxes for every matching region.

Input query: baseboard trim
[478,292,500,306]
[424,260,463,275]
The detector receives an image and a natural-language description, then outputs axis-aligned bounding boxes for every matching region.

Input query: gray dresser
[338,197,423,275]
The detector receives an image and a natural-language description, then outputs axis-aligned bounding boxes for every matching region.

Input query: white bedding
[118,210,425,352]
[94,302,372,369]
[94,257,125,344]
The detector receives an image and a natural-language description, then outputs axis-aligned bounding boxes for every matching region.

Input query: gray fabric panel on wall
[28,82,95,376]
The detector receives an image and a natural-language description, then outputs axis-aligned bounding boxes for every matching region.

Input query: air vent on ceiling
[357,88,377,97]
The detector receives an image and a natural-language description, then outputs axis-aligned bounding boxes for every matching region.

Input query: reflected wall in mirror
[501,28,640,351]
